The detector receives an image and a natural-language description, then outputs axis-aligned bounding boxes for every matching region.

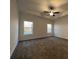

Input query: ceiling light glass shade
[49,11,53,16]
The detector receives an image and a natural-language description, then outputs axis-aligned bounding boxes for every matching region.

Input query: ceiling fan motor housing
[49,6,54,10]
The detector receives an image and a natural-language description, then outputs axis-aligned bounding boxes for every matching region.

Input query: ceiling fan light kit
[49,11,53,16]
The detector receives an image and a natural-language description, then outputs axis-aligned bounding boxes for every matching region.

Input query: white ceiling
[17,0,68,20]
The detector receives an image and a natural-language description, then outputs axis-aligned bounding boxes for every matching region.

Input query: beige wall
[10,0,19,56]
[54,15,68,39]
[19,13,54,41]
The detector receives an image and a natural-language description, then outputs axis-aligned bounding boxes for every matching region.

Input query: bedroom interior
[10,0,68,59]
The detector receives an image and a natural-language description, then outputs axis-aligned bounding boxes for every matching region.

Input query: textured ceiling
[17,0,68,20]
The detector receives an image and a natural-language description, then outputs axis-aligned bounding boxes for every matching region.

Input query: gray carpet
[11,37,68,59]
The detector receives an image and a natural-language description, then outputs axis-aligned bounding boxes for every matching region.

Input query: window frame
[24,21,33,35]
[47,24,52,34]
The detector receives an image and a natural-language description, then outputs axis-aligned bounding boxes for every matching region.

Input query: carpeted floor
[11,37,68,59]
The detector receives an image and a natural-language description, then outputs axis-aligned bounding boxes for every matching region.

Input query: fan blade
[53,14,55,16]
[41,11,50,16]
[43,11,50,13]
[54,12,60,14]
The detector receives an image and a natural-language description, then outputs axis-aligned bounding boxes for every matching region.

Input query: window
[24,21,33,35]
[47,24,52,33]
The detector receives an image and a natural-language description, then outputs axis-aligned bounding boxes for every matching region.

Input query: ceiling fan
[41,5,60,16]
